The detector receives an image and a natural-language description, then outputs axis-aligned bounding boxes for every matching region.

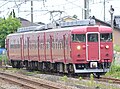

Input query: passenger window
[100,33,112,42]
[72,34,85,42]
[88,34,98,42]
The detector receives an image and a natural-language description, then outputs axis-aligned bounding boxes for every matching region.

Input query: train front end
[71,26,113,76]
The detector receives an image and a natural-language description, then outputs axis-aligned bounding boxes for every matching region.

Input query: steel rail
[99,77,120,84]
[0,72,68,89]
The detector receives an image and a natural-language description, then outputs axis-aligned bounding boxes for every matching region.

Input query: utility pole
[103,0,105,21]
[31,1,33,23]
[84,0,89,19]
[109,5,114,30]
[1,0,44,22]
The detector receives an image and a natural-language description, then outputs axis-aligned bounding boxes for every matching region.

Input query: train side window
[88,34,98,42]
[100,33,112,42]
[72,34,85,42]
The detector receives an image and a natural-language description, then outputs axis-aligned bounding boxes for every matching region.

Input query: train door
[86,32,100,61]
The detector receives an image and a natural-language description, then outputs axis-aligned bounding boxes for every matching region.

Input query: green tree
[0,16,21,48]
[9,9,16,18]
[13,9,16,18]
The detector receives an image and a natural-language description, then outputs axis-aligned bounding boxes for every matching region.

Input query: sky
[0,0,120,23]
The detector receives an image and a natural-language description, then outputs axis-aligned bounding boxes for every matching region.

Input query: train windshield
[100,33,112,42]
[88,33,98,42]
[72,34,86,42]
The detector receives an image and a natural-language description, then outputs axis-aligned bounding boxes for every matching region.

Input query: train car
[6,19,113,77]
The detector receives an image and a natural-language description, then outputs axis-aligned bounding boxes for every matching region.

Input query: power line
[0,1,27,13]
[0,0,43,1]
[0,1,9,8]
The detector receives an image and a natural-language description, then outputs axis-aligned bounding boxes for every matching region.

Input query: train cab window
[100,33,112,42]
[72,34,85,42]
[88,34,98,42]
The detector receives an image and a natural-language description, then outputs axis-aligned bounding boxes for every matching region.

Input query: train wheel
[26,61,31,70]
[35,62,38,70]
[49,63,54,72]
[19,61,24,68]
[38,62,42,71]
[30,62,33,70]
[11,60,16,68]
[57,63,60,73]
[44,62,50,72]
[30,61,33,70]
[24,61,29,70]
[53,63,57,73]
[30,61,34,70]
[16,61,21,69]
[11,60,20,69]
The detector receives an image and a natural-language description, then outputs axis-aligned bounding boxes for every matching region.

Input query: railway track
[1,66,120,89]
[84,76,120,85]
[99,77,120,84]
[0,71,74,89]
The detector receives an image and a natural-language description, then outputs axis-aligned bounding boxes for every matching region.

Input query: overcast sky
[0,0,120,23]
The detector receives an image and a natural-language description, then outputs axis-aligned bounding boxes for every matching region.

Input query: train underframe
[10,60,111,78]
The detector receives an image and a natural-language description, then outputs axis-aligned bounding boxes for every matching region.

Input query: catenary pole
[31,0,33,23]
[104,0,105,21]
[84,0,89,19]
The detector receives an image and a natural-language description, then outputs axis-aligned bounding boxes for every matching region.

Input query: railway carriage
[6,19,113,77]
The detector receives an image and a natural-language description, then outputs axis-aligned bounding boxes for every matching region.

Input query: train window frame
[88,33,98,42]
[100,33,112,42]
[72,34,86,42]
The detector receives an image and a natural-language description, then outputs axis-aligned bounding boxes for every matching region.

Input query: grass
[105,66,120,79]
[80,75,119,89]
[114,45,120,52]
[0,54,8,66]
[104,43,120,79]
[60,75,68,82]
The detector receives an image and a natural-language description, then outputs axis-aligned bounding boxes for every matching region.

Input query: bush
[109,62,120,74]
[106,63,120,78]
[0,54,8,65]
[114,45,120,52]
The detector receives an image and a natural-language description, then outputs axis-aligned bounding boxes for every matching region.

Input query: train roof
[7,25,112,37]
[17,19,96,32]
[71,25,112,33]
[7,19,112,37]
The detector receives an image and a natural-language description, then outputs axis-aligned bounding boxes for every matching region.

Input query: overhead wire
[0,1,9,8]
[35,0,83,16]
[24,0,79,18]
[14,0,20,17]
[0,1,28,16]
[2,0,117,22]
[0,0,82,17]
[42,0,78,9]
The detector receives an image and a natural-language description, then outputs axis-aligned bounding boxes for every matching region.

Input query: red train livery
[6,19,113,77]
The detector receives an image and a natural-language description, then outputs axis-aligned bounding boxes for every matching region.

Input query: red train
[6,19,113,77]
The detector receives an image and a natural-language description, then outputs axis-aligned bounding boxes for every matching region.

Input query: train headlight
[105,45,109,49]
[77,45,81,50]
[90,62,97,68]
